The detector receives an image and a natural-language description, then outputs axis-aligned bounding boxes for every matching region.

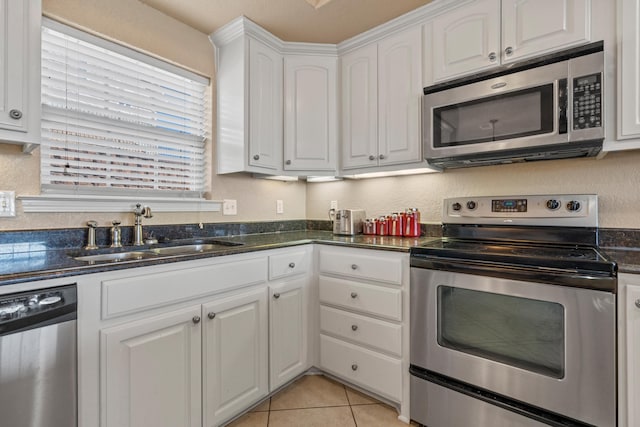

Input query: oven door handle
[410,256,616,291]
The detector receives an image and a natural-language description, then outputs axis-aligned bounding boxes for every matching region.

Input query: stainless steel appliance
[0,284,77,427]
[331,209,366,235]
[422,42,604,169]
[410,195,616,427]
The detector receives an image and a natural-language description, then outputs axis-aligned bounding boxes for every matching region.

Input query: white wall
[307,151,640,229]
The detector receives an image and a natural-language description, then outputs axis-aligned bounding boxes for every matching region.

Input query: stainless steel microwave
[422,42,604,169]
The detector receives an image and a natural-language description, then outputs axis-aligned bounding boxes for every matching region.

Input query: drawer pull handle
[351,364,358,371]
[350,292,358,299]
[274,293,281,299]
[9,109,22,120]
[207,312,216,320]
[192,316,201,324]
[253,154,260,160]
[351,264,358,270]
[635,299,640,309]
[351,324,358,331]
[289,262,295,268]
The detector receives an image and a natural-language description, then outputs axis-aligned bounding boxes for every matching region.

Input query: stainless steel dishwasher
[0,284,77,427]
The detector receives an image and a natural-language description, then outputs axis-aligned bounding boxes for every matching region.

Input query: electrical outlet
[0,191,16,217]
[276,200,284,214]
[222,199,237,215]
[330,200,338,210]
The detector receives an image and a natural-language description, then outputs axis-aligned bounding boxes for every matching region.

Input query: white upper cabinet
[430,0,501,82]
[341,44,378,169]
[284,55,338,172]
[378,27,423,167]
[248,38,283,171]
[341,27,424,171]
[427,0,592,83]
[617,0,640,143]
[0,0,41,152]
[501,0,590,62]
[211,19,284,175]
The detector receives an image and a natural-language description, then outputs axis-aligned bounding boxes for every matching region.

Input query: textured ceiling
[138,0,434,43]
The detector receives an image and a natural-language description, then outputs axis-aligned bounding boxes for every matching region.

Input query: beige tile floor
[225,374,417,427]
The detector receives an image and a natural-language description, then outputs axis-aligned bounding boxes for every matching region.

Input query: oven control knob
[546,199,560,210]
[466,201,477,210]
[452,202,462,211]
[567,201,582,212]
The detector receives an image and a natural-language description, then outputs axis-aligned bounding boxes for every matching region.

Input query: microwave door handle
[558,78,568,135]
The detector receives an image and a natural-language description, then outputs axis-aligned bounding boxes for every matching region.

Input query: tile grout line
[344,384,359,427]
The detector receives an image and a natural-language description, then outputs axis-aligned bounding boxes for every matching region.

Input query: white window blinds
[40,20,210,198]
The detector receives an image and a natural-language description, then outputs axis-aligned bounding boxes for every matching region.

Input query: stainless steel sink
[74,251,159,263]
[72,239,244,263]
[149,243,233,256]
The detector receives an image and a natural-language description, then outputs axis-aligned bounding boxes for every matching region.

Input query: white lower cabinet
[101,306,202,427]
[619,273,640,427]
[203,288,269,427]
[317,245,410,421]
[269,277,308,390]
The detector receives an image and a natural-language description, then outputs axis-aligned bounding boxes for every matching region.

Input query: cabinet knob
[351,264,358,270]
[207,312,216,320]
[285,160,292,165]
[369,155,376,161]
[635,299,640,309]
[379,154,386,160]
[350,292,358,299]
[253,154,260,160]
[351,364,358,371]
[351,324,358,331]
[505,46,514,56]
[274,293,281,299]
[192,316,201,324]
[9,109,22,120]
[289,262,295,268]
[488,52,497,62]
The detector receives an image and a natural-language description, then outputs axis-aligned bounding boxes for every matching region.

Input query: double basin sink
[72,238,244,264]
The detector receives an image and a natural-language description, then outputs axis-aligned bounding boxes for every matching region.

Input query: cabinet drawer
[320,306,401,357]
[269,249,310,280]
[102,257,267,319]
[319,275,402,321]
[319,247,402,285]
[320,334,402,402]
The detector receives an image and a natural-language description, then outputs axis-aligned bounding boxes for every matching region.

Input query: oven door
[410,267,616,427]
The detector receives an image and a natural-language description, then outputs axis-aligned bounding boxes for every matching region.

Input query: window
[40,19,210,199]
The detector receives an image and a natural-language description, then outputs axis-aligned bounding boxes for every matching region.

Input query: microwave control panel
[573,73,602,130]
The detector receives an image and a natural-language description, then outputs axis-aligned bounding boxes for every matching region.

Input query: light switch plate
[0,191,16,217]
[276,200,284,214]
[222,199,237,215]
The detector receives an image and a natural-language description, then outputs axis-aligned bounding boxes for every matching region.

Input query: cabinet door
[101,306,202,427]
[624,282,640,427]
[619,0,640,139]
[269,277,308,390]
[378,26,423,166]
[248,38,283,171]
[502,0,591,63]
[430,0,500,82]
[203,287,268,426]
[0,0,39,144]
[284,55,337,171]
[341,44,379,170]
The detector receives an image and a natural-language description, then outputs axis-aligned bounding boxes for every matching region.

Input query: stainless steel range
[409,194,616,427]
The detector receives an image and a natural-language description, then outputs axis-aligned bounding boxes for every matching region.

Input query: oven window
[437,286,564,378]
[433,84,554,147]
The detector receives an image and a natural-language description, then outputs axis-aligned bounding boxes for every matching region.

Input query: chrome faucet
[133,204,153,246]
[84,220,99,250]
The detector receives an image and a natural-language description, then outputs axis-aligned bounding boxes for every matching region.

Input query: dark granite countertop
[0,230,435,287]
[601,248,640,275]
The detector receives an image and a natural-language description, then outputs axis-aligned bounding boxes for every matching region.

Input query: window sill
[19,195,222,213]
